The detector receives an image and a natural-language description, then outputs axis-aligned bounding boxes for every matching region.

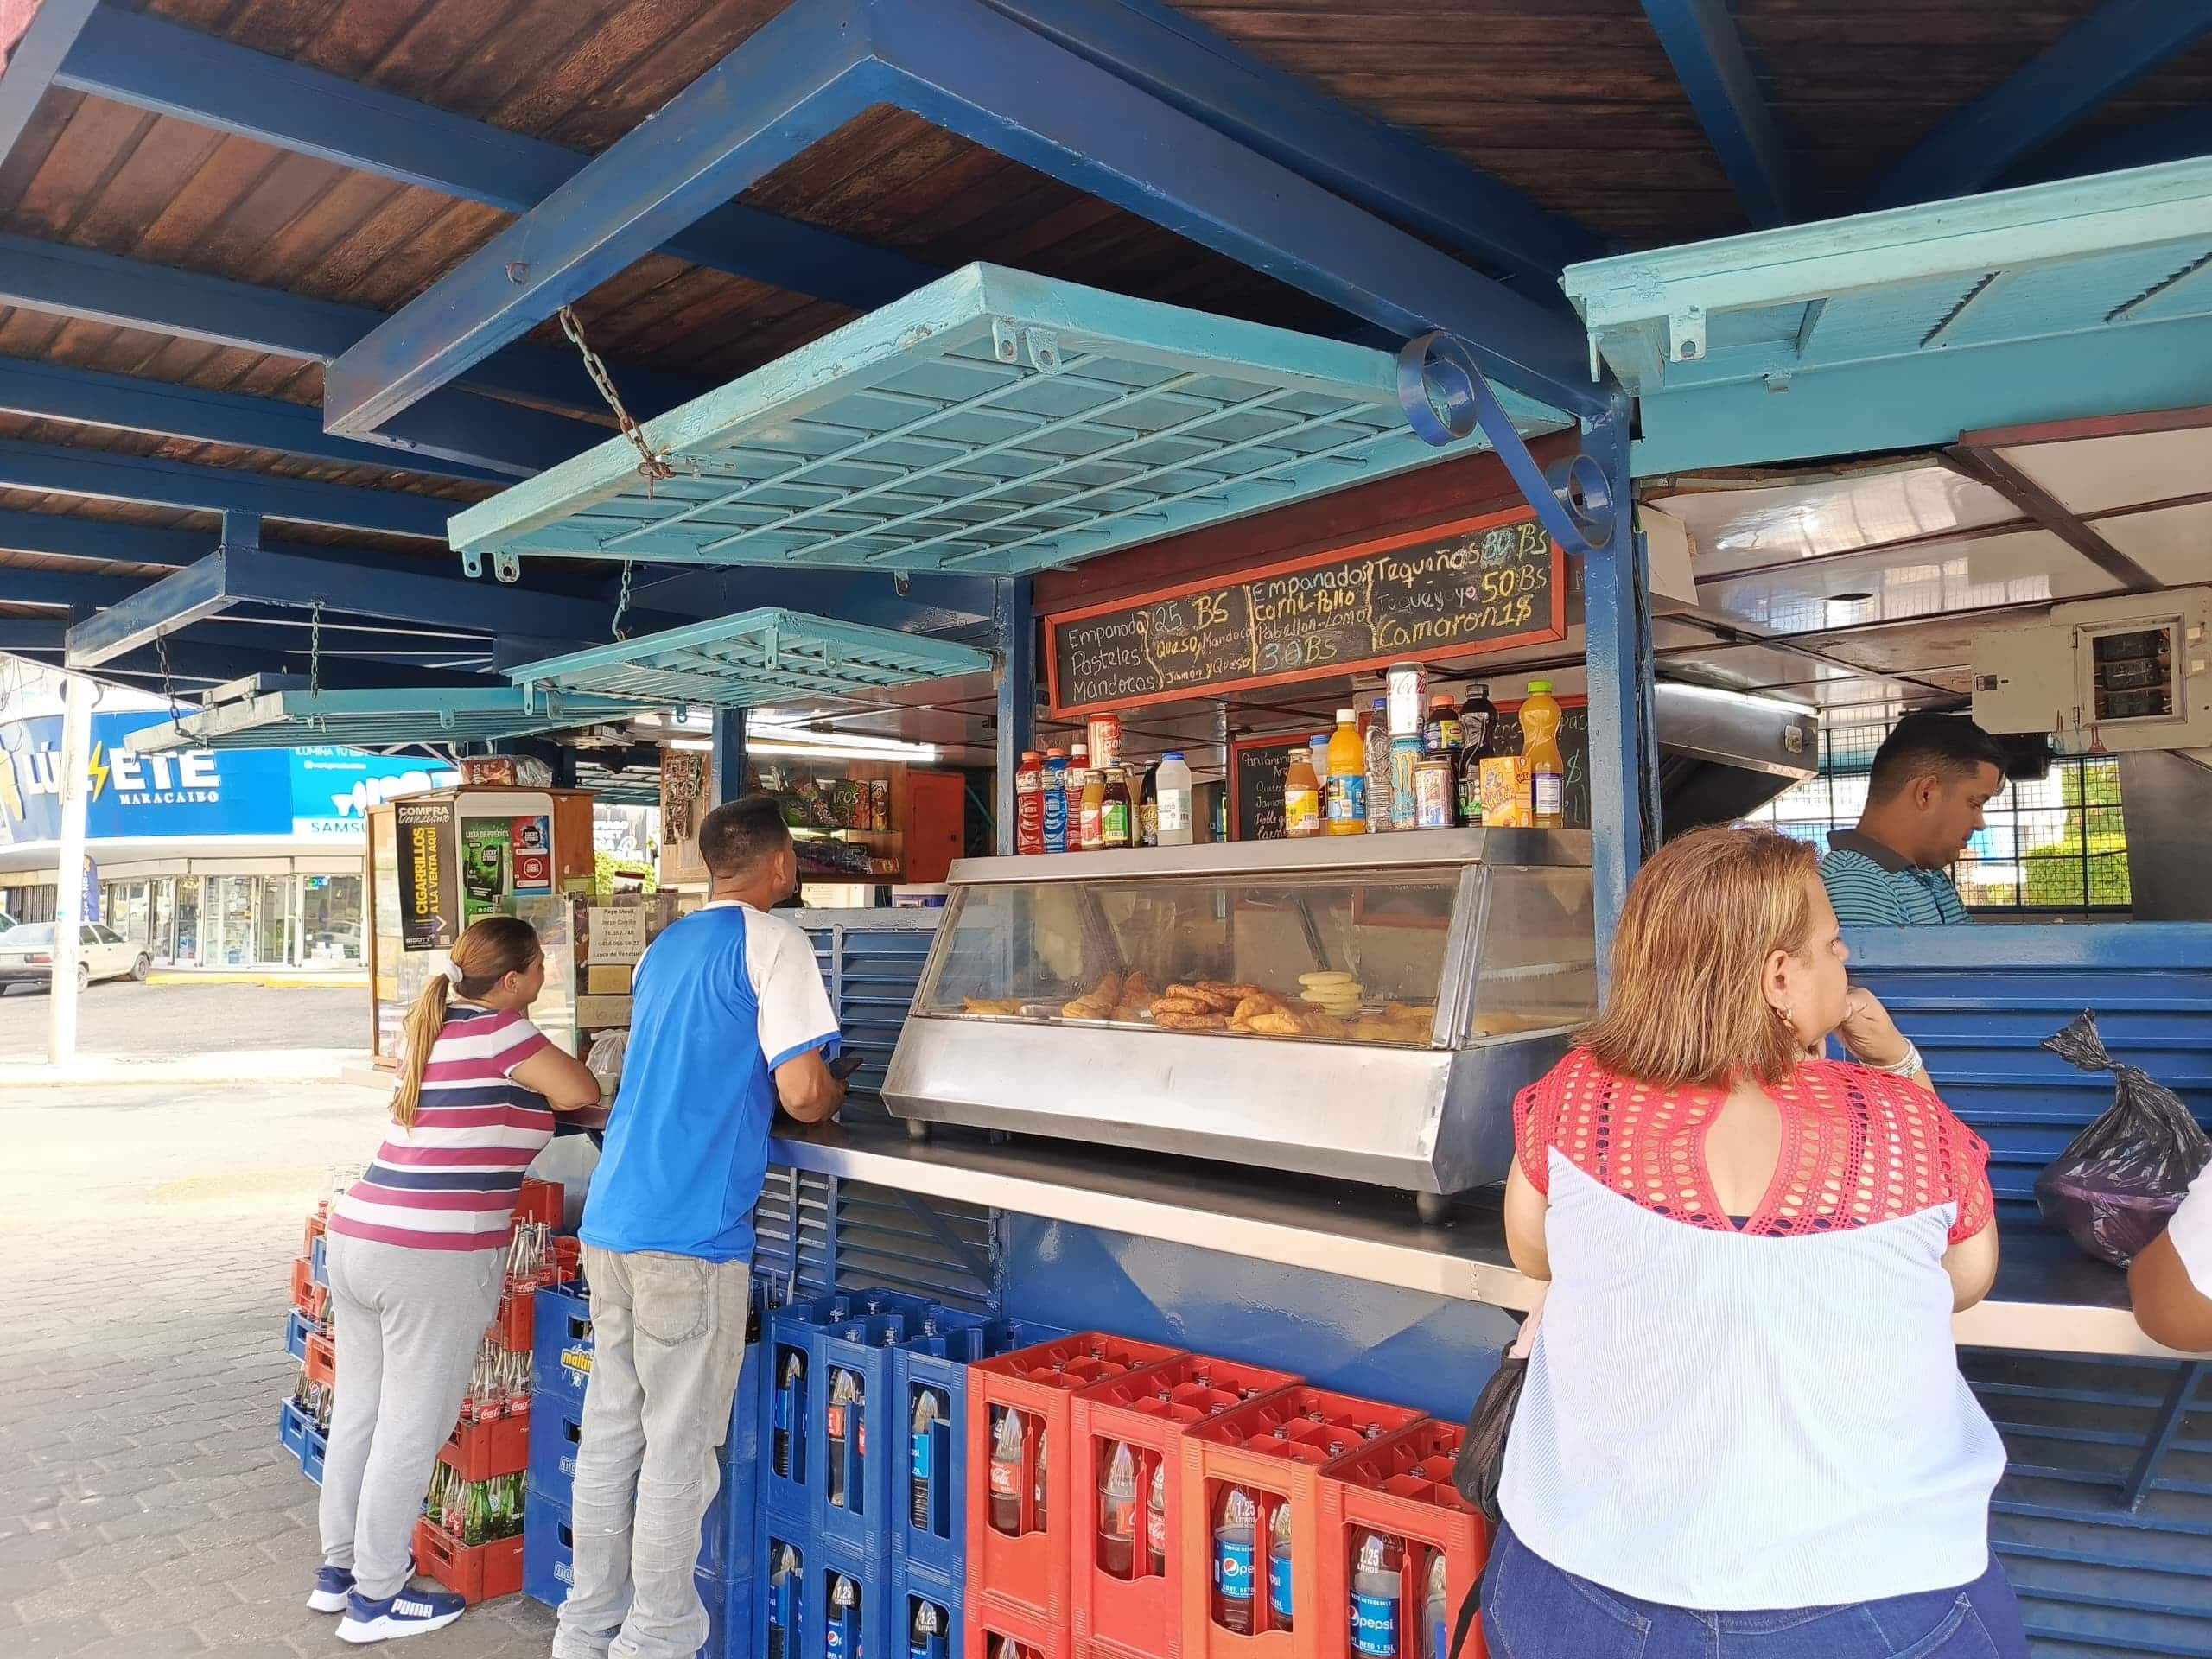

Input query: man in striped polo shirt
[1820,713,2006,926]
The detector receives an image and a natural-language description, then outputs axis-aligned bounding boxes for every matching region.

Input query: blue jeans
[1481,1526,2028,1659]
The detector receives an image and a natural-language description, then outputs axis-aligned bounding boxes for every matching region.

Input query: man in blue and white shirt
[557,796,845,1659]
[1820,713,2006,926]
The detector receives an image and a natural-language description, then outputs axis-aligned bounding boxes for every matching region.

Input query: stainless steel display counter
[769,1119,2175,1360]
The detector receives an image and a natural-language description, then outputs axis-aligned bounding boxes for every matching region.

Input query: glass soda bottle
[1268,1499,1296,1630]
[1146,1459,1168,1577]
[989,1408,1026,1535]
[909,1389,940,1532]
[1213,1485,1258,1634]
[1077,771,1106,852]
[1522,680,1566,829]
[1455,683,1497,827]
[1099,1440,1138,1580]
[1101,769,1134,849]
[1325,709,1366,836]
[1351,1531,1403,1657]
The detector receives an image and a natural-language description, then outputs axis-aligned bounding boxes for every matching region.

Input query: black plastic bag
[2034,1010,2212,1268]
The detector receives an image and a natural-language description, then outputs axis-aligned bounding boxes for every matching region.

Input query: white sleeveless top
[1498,1052,2005,1611]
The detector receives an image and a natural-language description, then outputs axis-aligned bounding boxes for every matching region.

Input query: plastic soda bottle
[1015,752,1044,855]
[1042,750,1069,853]
[1035,1430,1049,1529]
[826,1367,861,1509]
[1146,1459,1168,1577]
[1283,746,1322,839]
[988,1408,1025,1535]
[1522,680,1566,829]
[827,1573,860,1659]
[1325,709,1367,835]
[910,1598,945,1659]
[909,1389,941,1532]
[1363,697,1394,833]
[1422,1549,1449,1659]
[1268,1499,1296,1630]
[767,1543,802,1659]
[1213,1486,1258,1633]
[1099,1440,1139,1580]
[1351,1531,1403,1657]
[774,1350,806,1479]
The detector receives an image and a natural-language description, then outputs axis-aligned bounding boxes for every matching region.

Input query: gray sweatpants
[319,1233,505,1600]
[554,1245,752,1659]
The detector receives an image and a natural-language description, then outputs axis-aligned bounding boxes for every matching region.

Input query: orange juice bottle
[1283,747,1322,838]
[1522,680,1566,829]
[1324,707,1367,835]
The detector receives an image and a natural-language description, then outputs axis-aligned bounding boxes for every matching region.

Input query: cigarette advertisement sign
[397,799,459,952]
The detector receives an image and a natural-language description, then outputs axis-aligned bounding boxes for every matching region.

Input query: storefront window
[213,875,257,967]
[153,880,175,963]
[174,876,202,964]
[302,874,364,965]
[258,875,295,966]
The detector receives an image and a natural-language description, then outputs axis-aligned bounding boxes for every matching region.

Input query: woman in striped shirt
[317,916,601,1644]
[1489,826,2023,1659]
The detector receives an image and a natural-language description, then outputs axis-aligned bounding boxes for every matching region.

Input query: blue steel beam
[0,507,209,566]
[994,575,1034,856]
[327,0,1605,443]
[61,554,232,667]
[325,0,886,438]
[976,0,1596,282]
[0,565,140,611]
[1638,0,1793,227]
[0,357,506,483]
[56,3,943,315]
[2017,104,2212,184]
[0,0,99,165]
[0,439,452,538]
[0,234,691,473]
[1868,0,2212,208]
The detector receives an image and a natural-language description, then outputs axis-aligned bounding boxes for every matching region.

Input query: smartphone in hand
[829,1052,864,1082]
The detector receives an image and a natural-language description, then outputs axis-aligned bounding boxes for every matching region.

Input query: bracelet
[1867,1040,1924,1077]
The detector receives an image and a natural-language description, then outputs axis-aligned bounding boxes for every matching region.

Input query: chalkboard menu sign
[1046,508,1565,716]
[1229,734,1311,844]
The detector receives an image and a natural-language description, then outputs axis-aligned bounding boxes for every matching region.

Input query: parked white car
[0,922,151,993]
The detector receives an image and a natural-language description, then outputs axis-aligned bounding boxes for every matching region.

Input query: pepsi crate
[763,1289,928,1527]
[285,1309,316,1363]
[311,1234,327,1285]
[302,1420,329,1485]
[279,1399,312,1464]
[698,1567,756,1659]
[524,1485,753,1659]
[895,1319,1067,1583]
[532,1282,594,1410]
[895,1555,964,1659]
[810,1533,893,1659]
[814,1311,926,1555]
[759,1519,813,1659]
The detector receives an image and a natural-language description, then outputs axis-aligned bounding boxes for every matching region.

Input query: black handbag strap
[1448,1576,1483,1659]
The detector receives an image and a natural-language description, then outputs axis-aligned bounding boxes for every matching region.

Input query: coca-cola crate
[441,1412,531,1484]
[486,1285,533,1353]
[963,1333,1186,1627]
[513,1178,563,1230]
[1314,1422,1487,1659]
[897,1319,1067,1583]
[289,1256,328,1321]
[1071,1357,1303,1659]
[1178,1389,1427,1659]
[413,1516,524,1604]
[303,1211,325,1255]
[303,1329,337,1393]
[966,1587,1072,1659]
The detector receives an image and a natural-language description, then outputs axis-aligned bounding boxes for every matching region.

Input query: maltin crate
[1071,1356,1303,1659]
[531,1283,594,1410]
[1314,1421,1487,1659]
[1178,1389,1427,1659]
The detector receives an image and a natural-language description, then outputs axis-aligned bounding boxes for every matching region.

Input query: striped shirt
[1820,828,1970,925]
[327,1006,555,1253]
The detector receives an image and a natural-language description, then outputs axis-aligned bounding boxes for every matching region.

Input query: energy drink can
[1389,736,1423,831]
[1414,756,1454,829]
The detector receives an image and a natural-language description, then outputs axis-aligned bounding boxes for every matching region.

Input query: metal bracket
[492,550,522,584]
[459,548,483,578]
[1395,331,1617,558]
[988,318,1063,373]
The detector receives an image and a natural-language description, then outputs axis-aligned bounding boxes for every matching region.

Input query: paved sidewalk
[0,1079,556,1658]
[0,982,366,1068]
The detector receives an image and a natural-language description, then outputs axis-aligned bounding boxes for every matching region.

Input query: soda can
[1389,736,1424,831]
[1414,756,1454,829]
[1087,713,1123,771]
[1386,663,1427,738]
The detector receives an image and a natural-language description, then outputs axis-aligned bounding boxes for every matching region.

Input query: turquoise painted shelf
[123,684,652,752]
[447,263,1560,576]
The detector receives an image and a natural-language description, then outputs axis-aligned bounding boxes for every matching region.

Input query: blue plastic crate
[532,1283,594,1411]
[813,1312,917,1555]
[810,1535,893,1659]
[284,1310,315,1363]
[302,1421,328,1485]
[696,1566,756,1659]
[279,1399,312,1464]
[756,1520,812,1659]
[761,1290,925,1528]
[525,1485,751,1659]
[892,1556,963,1659]
[311,1234,327,1286]
[894,1319,1066,1581]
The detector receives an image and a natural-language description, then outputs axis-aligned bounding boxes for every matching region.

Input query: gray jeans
[555,1246,752,1659]
[319,1233,505,1600]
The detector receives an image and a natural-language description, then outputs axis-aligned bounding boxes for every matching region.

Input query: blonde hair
[1578,824,1821,1090]
[393,916,542,1128]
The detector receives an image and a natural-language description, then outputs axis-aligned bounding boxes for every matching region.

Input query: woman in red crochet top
[1486,824,2022,1659]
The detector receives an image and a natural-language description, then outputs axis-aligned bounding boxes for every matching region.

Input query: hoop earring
[1772,1001,1794,1028]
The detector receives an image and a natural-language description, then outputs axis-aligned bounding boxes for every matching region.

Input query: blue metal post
[994,576,1035,856]
[1581,408,1656,987]
[715,708,750,804]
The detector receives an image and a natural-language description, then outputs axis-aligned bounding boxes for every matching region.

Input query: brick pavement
[0,1077,557,1657]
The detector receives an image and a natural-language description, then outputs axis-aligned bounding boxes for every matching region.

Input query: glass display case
[884,831,1594,1218]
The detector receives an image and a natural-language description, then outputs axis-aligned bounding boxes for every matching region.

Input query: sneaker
[307,1566,356,1613]
[337,1586,467,1644]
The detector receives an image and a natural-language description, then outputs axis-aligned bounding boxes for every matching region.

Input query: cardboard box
[585,963,633,995]
[1479,756,1531,827]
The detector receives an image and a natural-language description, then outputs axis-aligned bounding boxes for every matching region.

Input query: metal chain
[611,560,634,642]
[155,632,179,721]
[308,602,324,699]
[556,305,674,486]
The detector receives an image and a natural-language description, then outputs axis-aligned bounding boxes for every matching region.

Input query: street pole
[48,671,91,1065]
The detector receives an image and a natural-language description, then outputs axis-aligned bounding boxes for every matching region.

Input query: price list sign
[1046,507,1565,716]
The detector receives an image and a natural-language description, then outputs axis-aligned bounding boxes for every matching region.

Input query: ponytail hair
[393,915,543,1128]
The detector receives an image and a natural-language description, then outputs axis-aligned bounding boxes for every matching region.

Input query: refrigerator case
[882,831,1595,1211]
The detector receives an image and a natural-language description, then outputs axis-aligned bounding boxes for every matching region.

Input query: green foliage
[593,849,656,900]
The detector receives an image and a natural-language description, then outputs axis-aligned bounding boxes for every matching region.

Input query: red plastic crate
[289,1256,328,1321]
[1178,1388,1427,1659]
[1071,1357,1304,1659]
[966,1332,1187,1626]
[302,1212,325,1255]
[1315,1421,1488,1659]
[303,1330,337,1392]
[486,1285,533,1352]
[967,1587,1074,1659]
[513,1178,563,1230]
[439,1412,530,1483]
[411,1517,524,1605]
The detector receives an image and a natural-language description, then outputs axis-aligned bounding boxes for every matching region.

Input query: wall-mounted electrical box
[1973,588,2212,755]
